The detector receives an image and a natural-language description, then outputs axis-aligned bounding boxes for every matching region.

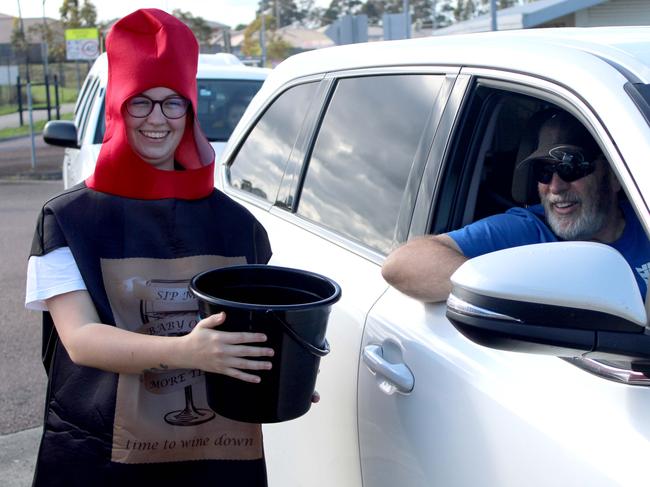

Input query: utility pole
[403,0,411,39]
[432,0,437,31]
[17,0,37,169]
[490,0,498,31]
[259,1,267,67]
[41,0,49,77]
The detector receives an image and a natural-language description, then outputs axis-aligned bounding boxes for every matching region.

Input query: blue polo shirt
[448,201,649,299]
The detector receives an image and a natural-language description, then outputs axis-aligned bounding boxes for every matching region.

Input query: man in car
[382,110,650,303]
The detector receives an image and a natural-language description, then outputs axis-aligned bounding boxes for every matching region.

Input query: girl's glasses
[126,95,190,119]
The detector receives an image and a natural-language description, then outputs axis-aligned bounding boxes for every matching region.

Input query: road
[0,104,75,131]
[0,134,65,486]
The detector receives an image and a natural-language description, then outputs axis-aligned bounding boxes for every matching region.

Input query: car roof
[87,52,270,82]
[258,27,650,95]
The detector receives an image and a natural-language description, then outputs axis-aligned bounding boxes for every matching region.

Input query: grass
[1,60,90,108]
[0,112,74,140]
[0,105,18,116]
[25,84,79,104]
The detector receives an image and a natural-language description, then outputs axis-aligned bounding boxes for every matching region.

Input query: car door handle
[362,344,414,393]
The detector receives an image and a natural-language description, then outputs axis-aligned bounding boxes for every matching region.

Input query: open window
[433,86,563,233]
[433,81,650,384]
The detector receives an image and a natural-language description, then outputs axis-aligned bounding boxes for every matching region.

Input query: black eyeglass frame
[125,94,191,119]
[530,145,598,184]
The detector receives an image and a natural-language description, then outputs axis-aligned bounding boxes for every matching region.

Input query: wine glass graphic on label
[137,279,215,426]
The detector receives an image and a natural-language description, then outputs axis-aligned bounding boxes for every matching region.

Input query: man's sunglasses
[531,146,597,184]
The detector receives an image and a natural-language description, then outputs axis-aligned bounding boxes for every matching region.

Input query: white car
[216,28,650,487]
[44,52,269,189]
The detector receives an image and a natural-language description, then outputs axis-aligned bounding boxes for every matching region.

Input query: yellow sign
[65,28,99,41]
[65,28,100,61]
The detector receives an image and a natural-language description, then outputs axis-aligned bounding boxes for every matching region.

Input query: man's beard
[541,172,612,241]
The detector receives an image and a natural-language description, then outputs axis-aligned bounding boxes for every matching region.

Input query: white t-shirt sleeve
[25,247,87,311]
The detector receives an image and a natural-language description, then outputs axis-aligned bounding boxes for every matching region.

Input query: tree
[172,9,214,51]
[80,0,97,27]
[241,15,271,58]
[59,0,98,28]
[241,13,293,64]
[27,21,66,63]
[10,18,28,61]
[296,0,325,28]
[267,35,293,61]
[270,0,304,28]
[321,0,363,24]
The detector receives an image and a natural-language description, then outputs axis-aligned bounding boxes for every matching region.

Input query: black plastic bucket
[189,264,341,423]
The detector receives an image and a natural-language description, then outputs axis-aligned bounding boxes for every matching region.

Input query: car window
[93,90,106,144]
[74,74,95,121]
[76,76,101,145]
[196,79,264,142]
[431,87,554,234]
[296,74,444,255]
[228,82,319,203]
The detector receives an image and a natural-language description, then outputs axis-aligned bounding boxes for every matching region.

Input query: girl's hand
[181,312,274,383]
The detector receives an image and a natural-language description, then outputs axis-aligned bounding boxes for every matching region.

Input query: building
[432,0,650,36]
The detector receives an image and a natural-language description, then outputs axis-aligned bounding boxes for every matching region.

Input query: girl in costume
[26,9,272,486]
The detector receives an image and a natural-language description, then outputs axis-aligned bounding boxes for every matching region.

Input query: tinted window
[229,82,318,203]
[196,79,264,142]
[94,91,106,144]
[77,77,100,145]
[297,75,444,254]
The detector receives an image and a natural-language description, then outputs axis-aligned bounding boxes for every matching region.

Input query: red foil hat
[86,8,215,200]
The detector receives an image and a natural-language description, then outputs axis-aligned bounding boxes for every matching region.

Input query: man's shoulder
[505,204,545,220]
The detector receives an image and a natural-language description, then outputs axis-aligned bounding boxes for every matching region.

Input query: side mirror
[43,120,79,148]
[446,242,649,365]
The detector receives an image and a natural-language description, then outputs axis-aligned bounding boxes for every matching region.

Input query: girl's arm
[47,290,274,382]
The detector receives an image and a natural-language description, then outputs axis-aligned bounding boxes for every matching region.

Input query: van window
[196,79,264,142]
[297,74,444,255]
[76,76,101,145]
[228,82,318,203]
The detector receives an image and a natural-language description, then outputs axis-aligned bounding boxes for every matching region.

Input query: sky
[5,1,329,29]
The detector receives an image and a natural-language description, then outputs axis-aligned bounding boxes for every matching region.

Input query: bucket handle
[265,310,330,357]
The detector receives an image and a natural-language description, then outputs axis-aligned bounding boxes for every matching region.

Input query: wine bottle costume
[27,9,271,486]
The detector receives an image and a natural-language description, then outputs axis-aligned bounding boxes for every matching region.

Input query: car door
[360,68,650,486]
[223,69,455,487]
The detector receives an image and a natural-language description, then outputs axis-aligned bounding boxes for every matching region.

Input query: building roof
[432,0,607,35]
[230,26,335,51]
[276,26,334,50]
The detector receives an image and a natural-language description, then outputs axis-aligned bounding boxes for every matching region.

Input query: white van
[43,52,269,189]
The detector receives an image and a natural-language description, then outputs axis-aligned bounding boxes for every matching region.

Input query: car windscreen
[196,79,264,142]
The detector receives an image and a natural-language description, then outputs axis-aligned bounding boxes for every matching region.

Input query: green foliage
[242,14,275,57]
[267,35,293,61]
[10,18,28,59]
[27,21,66,63]
[80,0,98,26]
[59,0,98,28]
[240,11,293,64]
